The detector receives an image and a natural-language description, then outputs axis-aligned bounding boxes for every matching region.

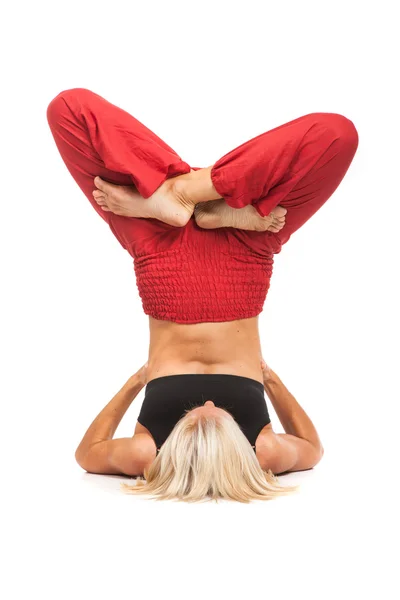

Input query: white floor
[3,447,396,600]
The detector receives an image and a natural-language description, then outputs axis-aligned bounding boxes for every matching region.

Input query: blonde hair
[121,405,299,503]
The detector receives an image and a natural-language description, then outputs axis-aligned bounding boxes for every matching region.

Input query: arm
[75,366,149,476]
[260,364,324,474]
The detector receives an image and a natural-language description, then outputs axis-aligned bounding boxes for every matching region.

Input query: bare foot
[92,166,222,228]
[194,200,287,232]
[93,174,197,227]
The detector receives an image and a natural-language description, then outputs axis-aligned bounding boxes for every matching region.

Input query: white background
[1,0,399,598]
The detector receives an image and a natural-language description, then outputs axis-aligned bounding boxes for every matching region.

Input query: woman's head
[122,399,298,503]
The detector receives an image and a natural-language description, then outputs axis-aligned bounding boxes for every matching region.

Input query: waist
[146,360,265,386]
[148,313,264,381]
[133,241,274,324]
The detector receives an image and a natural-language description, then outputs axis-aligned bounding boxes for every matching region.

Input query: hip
[146,360,265,386]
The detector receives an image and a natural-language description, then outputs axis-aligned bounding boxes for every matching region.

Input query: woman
[47,88,358,503]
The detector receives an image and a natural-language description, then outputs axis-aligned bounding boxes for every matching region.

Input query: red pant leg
[46,88,192,253]
[211,112,359,253]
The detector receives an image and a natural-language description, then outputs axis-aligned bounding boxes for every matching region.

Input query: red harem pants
[46,88,358,323]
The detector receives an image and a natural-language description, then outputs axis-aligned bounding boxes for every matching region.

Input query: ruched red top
[47,88,358,324]
[131,218,275,323]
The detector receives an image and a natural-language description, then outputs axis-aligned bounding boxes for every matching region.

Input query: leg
[195,113,358,248]
[92,164,223,224]
[46,88,193,250]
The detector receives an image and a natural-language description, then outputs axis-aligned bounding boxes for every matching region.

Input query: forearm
[75,374,144,459]
[264,370,323,451]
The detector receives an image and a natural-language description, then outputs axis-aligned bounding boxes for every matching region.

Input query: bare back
[147,315,265,384]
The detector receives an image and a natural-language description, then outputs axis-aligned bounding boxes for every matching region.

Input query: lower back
[147,315,264,384]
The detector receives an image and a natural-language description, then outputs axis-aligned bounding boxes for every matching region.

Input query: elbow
[312,444,325,467]
[302,443,325,471]
[75,448,90,472]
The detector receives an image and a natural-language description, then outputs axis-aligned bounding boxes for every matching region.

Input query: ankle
[185,166,223,204]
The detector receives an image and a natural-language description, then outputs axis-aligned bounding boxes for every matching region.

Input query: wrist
[125,373,145,394]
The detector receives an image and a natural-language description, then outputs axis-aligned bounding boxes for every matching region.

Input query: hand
[260,358,273,382]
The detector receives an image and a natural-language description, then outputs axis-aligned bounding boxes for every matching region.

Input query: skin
[75,169,323,477]
[188,399,229,418]
[75,363,323,477]
[146,315,266,384]
[92,166,288,232]
[134,313,276,460]
[93,166,283,444]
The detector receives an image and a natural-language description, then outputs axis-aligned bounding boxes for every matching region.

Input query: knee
[314,112,359,152]
[46,88,94,126]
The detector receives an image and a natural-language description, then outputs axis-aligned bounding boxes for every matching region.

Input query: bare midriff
[147,315,265,385]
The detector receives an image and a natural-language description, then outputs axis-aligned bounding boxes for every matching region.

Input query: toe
[94,176,108,191]
[92,192,107,207]
[272,206,288,218]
